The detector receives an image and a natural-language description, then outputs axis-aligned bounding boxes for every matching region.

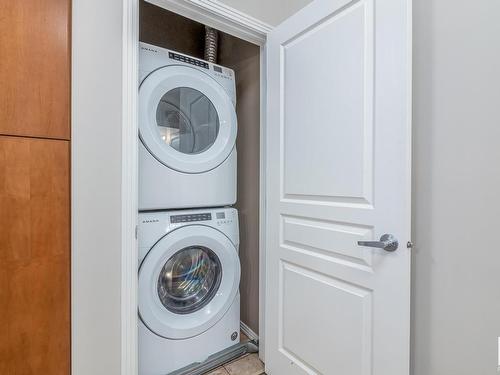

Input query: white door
[265,0,412,374]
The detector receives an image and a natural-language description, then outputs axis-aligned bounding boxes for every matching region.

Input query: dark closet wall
[139,1,261,335]
[140,1,205,58]
[218,35,261,336]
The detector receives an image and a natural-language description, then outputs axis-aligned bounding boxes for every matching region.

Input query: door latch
[358,234,399,252]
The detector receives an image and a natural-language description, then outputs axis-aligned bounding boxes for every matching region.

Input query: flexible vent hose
[204,26,218,63]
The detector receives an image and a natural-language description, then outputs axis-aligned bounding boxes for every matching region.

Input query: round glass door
[139,65,237,174]
[138,225,240,339]
[156,88,220,155]
[157,246,222,314]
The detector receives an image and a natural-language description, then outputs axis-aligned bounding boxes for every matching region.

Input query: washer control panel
[170,213,212,223]
[138,208,239,256]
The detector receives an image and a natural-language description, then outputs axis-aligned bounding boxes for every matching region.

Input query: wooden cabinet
[0,0,71,139]
[0,136,70,374]
[0,0,71,372]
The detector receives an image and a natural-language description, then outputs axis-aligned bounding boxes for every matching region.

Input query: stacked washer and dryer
[138,42,241,375]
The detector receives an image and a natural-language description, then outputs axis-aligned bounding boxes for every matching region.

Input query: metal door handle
[358,234,398,252]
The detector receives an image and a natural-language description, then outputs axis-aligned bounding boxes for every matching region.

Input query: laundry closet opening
[138,1,262,373]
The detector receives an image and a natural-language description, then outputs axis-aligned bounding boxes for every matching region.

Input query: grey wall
[412,1,500,374]
[218,0,312,26]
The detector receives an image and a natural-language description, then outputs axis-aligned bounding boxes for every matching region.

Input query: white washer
[139,42,237,211]
[138,208,240,375]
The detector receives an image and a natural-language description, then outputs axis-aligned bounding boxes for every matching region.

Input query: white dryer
[139,42,237,211]
[138,208,240,375]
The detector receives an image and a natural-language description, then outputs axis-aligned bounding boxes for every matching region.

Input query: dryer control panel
[139,42,236,106]
[168,52,209,69]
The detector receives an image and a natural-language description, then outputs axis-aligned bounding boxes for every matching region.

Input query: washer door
[138,225,240,339]
[139,65,237,174]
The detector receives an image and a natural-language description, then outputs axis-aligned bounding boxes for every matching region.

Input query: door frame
[120,1,271,374]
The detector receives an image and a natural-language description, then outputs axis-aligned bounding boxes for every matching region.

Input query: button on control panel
[169,52,209,69]
[170,213,212,223]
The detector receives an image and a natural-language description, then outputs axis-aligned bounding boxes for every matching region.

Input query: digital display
[216,212,225,219]
[213,66,222,73]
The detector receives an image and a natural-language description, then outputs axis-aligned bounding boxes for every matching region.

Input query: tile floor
[205,353,265,375]
[205,331,265,375]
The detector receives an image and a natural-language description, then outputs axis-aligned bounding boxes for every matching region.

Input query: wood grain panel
[0,0,71,139]
[0,136,70,375]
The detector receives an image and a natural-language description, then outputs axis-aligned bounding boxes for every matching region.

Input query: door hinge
[135,225,138,240]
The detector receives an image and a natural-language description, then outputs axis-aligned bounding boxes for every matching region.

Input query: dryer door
[139,225,240,339]
[139,65,237,174]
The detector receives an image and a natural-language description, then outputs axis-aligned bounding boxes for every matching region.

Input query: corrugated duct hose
[204,26,218,63]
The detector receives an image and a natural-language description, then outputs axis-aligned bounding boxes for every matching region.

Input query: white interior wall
[217,0,312,26]
[412,1,500,374]
[72,1,125,374]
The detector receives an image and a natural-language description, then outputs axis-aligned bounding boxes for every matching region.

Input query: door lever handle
[358,234,398,252]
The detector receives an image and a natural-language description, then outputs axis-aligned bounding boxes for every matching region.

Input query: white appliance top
[139,42,236,105]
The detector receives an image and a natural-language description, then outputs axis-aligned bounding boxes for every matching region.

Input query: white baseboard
[240,321,259,342]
